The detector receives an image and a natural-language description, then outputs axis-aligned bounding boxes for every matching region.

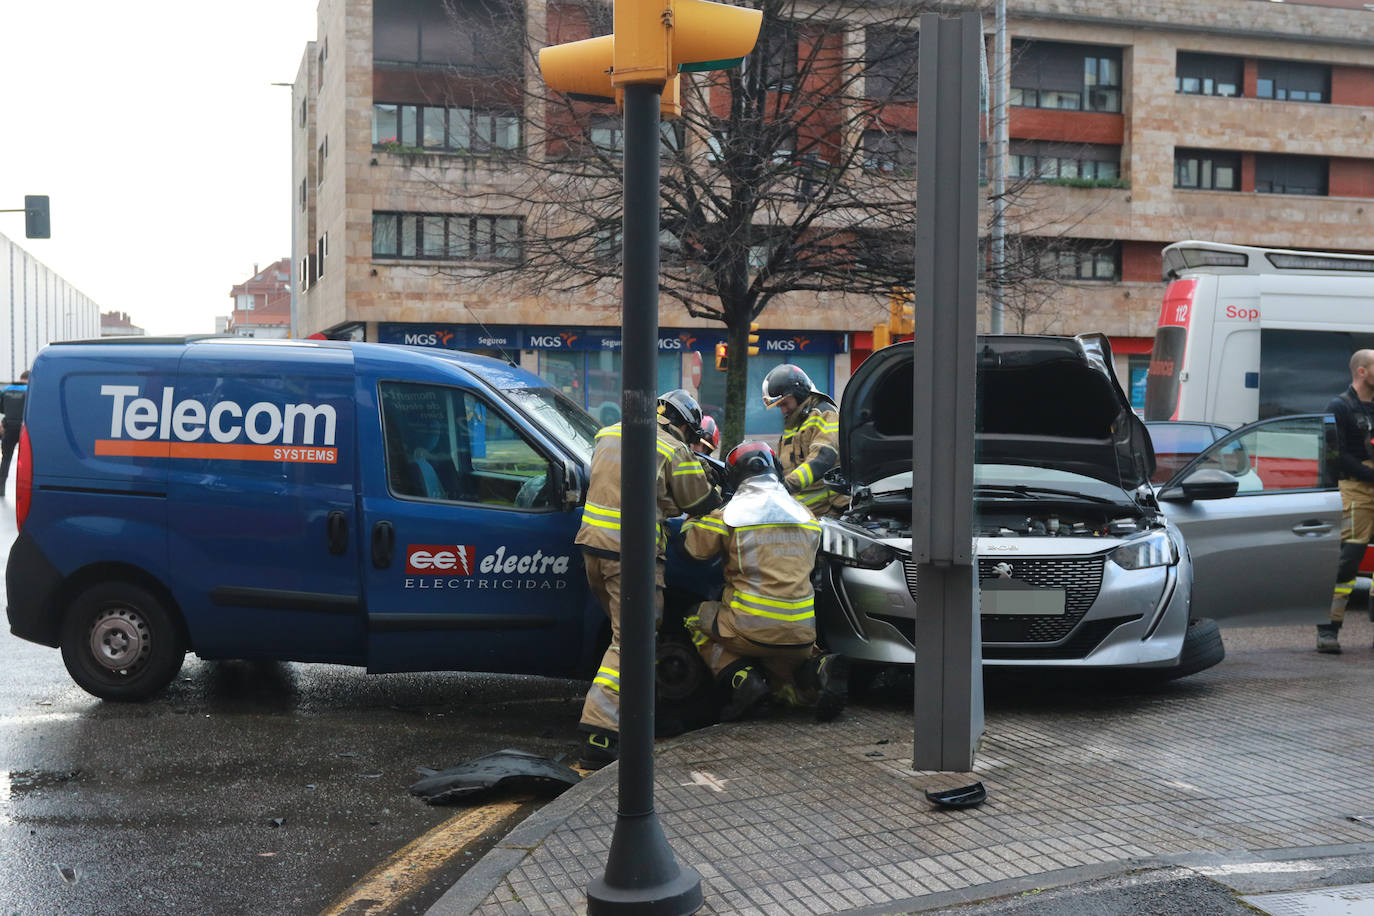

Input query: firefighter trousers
[687,600,816,691]
[1331,477,1374,625]
[578,555,664,734]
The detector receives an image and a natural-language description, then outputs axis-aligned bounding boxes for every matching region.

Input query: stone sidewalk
[429,621,1374,915]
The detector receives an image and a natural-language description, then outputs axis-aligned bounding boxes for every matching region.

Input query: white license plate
[980,587,1067,616]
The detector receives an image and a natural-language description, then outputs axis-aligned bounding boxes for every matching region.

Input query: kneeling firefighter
[762,364,847,518]
[681,441,849,722]
[575,389,721,768]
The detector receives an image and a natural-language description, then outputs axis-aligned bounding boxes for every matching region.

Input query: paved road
[0,479,589,915]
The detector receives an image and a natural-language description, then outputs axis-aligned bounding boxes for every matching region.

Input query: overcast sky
[1,1,319,335]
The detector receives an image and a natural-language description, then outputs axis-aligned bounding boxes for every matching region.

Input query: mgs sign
[403,330,456,347]
[764,336,811,353]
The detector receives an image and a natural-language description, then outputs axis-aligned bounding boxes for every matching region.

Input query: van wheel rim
[89,608,151,673]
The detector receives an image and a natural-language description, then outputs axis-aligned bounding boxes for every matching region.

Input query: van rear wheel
[60,583,185,701]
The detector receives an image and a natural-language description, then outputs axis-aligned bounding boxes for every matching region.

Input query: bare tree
[408,0,1119,445]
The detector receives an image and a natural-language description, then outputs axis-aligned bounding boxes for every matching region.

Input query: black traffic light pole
[585,83,703,915]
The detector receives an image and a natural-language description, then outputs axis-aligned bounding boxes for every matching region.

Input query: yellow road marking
[318,799,527,916]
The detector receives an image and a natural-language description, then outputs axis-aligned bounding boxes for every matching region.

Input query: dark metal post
[911,12,984,773]
[586,82,703,916]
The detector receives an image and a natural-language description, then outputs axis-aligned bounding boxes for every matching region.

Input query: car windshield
[869,464,1132,504]
[501,386,599,463]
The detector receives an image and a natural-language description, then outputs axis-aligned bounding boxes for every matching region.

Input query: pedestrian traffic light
[715,342,728,371]
[24,195,49,240]
[889,287,914,336]
[747,322,760,356]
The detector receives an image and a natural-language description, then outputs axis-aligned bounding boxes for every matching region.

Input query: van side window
[379,382,556,509]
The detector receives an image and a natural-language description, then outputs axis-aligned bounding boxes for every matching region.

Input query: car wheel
[60,583,186,701]
[1154,617,1225,682]
[655,621,716,736]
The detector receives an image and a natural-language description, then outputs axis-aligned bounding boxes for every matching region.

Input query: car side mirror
[1158,467,1239,502]
[560,458,585,510]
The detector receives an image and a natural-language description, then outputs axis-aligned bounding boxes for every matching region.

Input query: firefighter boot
[1316,623,1342,655]
[719,666,770,722]
[579,727,619,770]
[801,654,850,722]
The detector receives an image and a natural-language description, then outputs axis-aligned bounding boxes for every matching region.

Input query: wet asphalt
[0,480,589,916]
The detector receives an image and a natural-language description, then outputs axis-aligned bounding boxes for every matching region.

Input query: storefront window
[698,354,833,439]
[538,351,682,427]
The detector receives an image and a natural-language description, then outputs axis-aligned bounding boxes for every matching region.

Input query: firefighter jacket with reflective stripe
[575,415,718,557]
[682,503,821,648]
[779,396,842,513]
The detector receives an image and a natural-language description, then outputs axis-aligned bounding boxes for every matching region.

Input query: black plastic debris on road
[408,748,582,806]
[925,781,987,809]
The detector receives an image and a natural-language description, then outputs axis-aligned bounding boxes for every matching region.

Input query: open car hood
[840,333,1155,490]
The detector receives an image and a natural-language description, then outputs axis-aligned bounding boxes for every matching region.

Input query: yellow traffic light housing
[889,287,914,336]
[539,37,684,118]
[613,0,763,87]
[746,322,760,356]
[714,341,728,371]
[873,324,891,349]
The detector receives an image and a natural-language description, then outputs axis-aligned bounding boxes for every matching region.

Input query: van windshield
[503,387,599,463]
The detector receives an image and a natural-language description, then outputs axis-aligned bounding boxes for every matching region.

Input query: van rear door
[167,342,363,663]
[354,352,588,677]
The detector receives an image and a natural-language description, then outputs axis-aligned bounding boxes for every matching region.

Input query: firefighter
[1318,349,1374,653]
[681,441,849,722]
[693,415,721,457]
[762,364,847,517]
[575,389,721,768]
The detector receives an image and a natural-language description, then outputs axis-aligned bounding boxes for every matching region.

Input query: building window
[1174,149,1241,191]
[373,103,521,154]
[1176,52,1243,97]
[584,116,681,159]
[317,234,328,279]
[1010,40,1122,113]
[1009,141,1120,182]
[865,27,917,100]
[299,178,307,211]
[746,20,798,92]
[1036,241,1120,281]
[862,130,918,176]
[317,137,327,186]
[300,255,311,290]
[317,38,326,92]
[1257,60,1330,103]
[1255,154,1328,196]
[299,97,307,127]
[372,212,524,262]
[372,0,517,71]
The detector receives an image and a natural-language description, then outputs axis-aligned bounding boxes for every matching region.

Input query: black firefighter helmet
[726,440,783,489]
[761,364,835,410]
[656,388,705,438]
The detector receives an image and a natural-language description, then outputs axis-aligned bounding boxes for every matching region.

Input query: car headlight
[820,520,898,569]
[1109,530,1177,570]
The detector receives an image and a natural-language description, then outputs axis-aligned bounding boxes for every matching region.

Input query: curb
[423,760,621,916]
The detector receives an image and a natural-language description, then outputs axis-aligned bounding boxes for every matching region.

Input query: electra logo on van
[404,545,572,590]
[94,386,339,464]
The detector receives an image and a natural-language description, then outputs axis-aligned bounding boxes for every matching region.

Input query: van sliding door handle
[327,511,349,555]
[371,521,395,569]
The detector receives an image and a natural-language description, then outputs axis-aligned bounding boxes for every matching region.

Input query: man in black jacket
[1319,351,1374,653]
[0,370,28,491]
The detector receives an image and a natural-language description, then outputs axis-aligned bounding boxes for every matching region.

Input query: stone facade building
[291,0,1374,416]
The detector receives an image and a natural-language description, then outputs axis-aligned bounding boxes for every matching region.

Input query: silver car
[817,334,1341,679]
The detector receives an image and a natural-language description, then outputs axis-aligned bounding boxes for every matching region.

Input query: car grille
[901,555,1107,644]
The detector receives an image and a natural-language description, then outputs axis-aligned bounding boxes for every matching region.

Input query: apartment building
[291,0,1374,419]
[225,258,292,339]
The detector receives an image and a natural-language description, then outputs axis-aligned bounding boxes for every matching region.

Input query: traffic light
[538,0,762,105]
[889,287,914,336]
[873,324,891,349]
[24,195,49,239]
[746,322,759,356]
[715,341,728,371]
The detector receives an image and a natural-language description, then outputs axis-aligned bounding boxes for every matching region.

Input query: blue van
[6,337,717,701]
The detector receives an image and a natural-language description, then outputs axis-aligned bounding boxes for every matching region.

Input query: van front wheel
[60,584,185,701]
